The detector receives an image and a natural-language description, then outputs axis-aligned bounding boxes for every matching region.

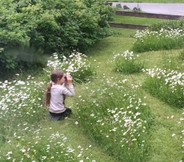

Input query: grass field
[0,3,184,162]
[78,28,184,161]
[73,29,184,161]
[1,28,184,162]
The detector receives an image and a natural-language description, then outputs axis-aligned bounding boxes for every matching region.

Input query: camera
[64,76,67,81]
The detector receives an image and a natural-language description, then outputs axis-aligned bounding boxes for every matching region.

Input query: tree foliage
[0,0,113,73]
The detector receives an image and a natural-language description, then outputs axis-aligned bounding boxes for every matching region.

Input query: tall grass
[0,75,46,144]
[44,52,95,83]
[74,76,153,162]
[149,19,184,31]
[113,50,145,74]
[132,28,184,52]
[1,130,77,161]
[0,52,96,161]
[142,67,184,108]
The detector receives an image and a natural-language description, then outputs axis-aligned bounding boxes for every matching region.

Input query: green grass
[84,30,184,161]
[112,15,171,26]
[144,94,184,162]
[86,30,184,161]
[40,119,117,162]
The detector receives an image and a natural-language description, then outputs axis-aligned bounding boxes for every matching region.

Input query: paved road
[111,2,184,16]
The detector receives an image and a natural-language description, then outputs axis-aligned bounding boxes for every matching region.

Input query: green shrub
[0,0,113,72]
[0,49,18,71]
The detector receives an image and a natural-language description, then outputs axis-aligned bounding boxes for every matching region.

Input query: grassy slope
[38,27,184,162]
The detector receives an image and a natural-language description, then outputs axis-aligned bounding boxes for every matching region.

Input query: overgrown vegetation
[143,67,184,108]
[44,52,96,83]
[75,77,152,162]
[113,50,144,74]
[0,52,96,161]
[148,19,184,31]
[132,23,184,52]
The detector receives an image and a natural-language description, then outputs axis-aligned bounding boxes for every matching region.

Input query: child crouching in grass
[45,69,74,121]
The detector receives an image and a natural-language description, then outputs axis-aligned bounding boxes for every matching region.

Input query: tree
[0,0,113,73]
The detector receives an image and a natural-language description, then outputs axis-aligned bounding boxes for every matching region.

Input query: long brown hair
[44,70,64,108]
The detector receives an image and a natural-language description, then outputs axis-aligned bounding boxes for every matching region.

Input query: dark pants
[49,108,72,121]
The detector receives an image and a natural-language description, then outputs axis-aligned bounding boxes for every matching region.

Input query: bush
[0,0,113,72]
[0,49,18,72]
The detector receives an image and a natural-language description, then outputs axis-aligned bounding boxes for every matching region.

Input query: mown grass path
[145,94,183,162]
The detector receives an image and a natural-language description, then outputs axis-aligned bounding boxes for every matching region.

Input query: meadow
[0,6,184,162]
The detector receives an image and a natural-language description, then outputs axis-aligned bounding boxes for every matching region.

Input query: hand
[66,74,73,85]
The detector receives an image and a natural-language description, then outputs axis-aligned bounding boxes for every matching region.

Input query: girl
[45,69,74,121]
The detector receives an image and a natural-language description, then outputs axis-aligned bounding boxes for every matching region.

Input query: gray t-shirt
[49,84,74,113]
